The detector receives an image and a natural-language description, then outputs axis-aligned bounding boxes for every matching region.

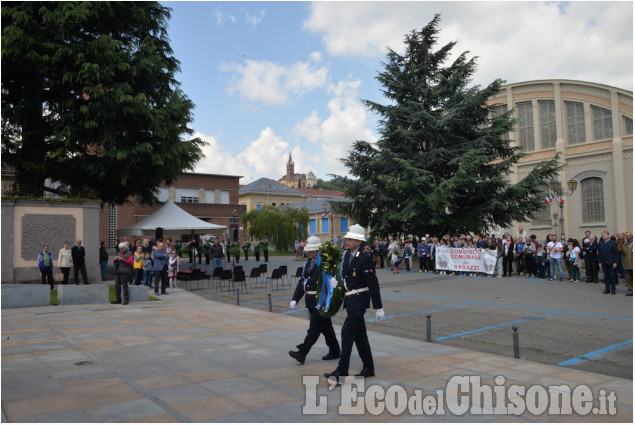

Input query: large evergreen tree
[1,2,204,204]
[332,15,561,238]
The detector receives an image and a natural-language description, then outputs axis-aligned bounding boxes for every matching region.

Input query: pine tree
[332,15,561,238]
[1,2,204,204]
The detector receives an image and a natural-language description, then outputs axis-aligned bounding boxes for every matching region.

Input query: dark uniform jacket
[598,239,619,265]
[582,241,599,262]
[292,258,320,309]
[342,248,382,311]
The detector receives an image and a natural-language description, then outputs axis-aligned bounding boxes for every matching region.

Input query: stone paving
[1,283,632,422]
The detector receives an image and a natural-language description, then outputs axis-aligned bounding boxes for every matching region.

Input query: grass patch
[50,289,58,305]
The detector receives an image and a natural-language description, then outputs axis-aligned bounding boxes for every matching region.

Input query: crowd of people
[355,228,632,296]
[38,228,632,298]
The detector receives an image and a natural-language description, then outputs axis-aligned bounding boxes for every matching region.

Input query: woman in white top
[57,242,72,285]
[568,239,582,282]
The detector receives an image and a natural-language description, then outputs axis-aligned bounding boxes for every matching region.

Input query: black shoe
[161,291,169,295]
[603,290,610,294]
[612,291,616,295]
[289,350,306,364]
[85,282,90,285]
[323,369,344,384]
[122,302,129,305]
[355,368,375,378]
[322,352,340,361]
[111,300,121,304]
[155,292,160,296]
[626,293,633,296]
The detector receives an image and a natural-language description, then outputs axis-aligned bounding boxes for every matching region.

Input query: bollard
[236,289,240,305]
[512,325,520,359]
[267,293,272,312]
[426,313,432,342]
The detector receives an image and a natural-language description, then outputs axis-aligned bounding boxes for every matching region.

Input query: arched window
[581,177,605,223]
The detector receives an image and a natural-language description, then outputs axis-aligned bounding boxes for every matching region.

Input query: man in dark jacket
[583,235,599,283]
[324,225,384,383]
[71,239,89,285]
[598,231,619,294]
[288,236,340,364]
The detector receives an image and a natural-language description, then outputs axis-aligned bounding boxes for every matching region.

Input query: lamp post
[548,179,578,243]
[322,201,333,243]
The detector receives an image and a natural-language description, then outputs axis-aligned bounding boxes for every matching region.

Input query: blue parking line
[366,301,473,323]
[436,312,562,341]
[558,339,633,366]
[397,293,632,322]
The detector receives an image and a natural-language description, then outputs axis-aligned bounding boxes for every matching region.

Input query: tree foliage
[332,15,562,238]
[242,206,309,251]
[1,2,204,204]
[312,178,349,192]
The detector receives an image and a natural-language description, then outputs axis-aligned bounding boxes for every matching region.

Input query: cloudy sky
[164,1,633,184]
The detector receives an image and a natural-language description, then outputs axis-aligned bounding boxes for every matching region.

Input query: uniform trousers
[296,306,340,355]
[337,297,373,375]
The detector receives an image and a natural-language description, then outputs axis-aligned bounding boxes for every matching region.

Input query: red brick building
[99,173,245,248]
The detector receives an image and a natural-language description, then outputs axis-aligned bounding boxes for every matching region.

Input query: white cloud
[223,54,329,105]
[242,8,266,26]
[304,1,633,90]
[193,132,252,182]
[293,78,377,178]
[211,7,236,25]
[237,127,290,178]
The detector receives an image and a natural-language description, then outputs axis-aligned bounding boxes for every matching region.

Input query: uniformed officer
[289,236,341,364]
[324,224,384,383]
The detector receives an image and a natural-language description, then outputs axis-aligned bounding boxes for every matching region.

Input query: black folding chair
[232,270,247,293]
[218,269,232,291]
[266,268,283,290]
[248,267,261,288]
[259,264,268,286]
[212,267,223,290]
[278,265,288,287]
[292,266,303,285]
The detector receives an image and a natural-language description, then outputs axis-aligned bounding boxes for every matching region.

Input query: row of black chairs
[180,263,305,293]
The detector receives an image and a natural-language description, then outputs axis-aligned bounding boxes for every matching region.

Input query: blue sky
[163,1,633,185]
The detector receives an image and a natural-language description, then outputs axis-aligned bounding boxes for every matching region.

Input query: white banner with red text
[435,247,497,275]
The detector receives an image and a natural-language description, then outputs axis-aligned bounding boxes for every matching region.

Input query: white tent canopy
[117,200,226,236]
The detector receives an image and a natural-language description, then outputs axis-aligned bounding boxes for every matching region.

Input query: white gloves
[290,300,297,309]
[329,277,338,288]
[375,308,385,320]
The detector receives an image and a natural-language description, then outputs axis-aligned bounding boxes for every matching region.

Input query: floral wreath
[314,241,345,318]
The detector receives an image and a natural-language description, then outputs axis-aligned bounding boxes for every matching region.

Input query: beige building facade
[489,80,632,240]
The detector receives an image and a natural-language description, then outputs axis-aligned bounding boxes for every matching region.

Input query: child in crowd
[168,251,181,288]
[143,252,153,287]
[391,248,401,274]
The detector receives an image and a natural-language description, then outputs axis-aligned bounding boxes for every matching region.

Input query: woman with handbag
[58,242,72,285]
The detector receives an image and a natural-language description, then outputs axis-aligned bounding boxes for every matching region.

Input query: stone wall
[1,199,101,284]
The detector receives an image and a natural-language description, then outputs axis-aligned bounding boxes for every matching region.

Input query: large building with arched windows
[489,79,632,240]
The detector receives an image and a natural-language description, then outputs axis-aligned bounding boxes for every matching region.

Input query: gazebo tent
[116,200,226,237]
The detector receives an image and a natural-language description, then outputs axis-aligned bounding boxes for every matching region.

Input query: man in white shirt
[546,234,564,281]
